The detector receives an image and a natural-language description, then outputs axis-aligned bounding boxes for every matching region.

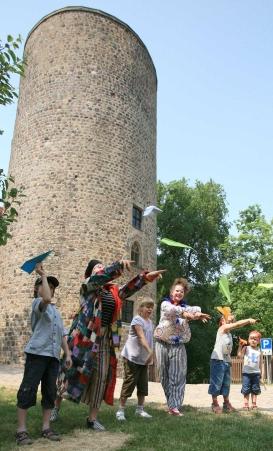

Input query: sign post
[260,338,272,384]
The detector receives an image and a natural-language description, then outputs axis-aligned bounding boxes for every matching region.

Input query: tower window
[132,206,142,230]
[131,241,141,268]
[122,299,134,323]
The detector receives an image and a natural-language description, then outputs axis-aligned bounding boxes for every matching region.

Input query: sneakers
[15,431,33,446]
[116,410,126,421]
[116,408,152,420]
[86,418,106,431]
[50,407,60,422]
[168,408,184,417]
[135,408,152,418]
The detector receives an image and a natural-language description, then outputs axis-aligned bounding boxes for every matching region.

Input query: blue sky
[1,0,273,226]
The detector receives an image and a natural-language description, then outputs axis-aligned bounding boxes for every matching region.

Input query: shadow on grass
[1,388,273,451]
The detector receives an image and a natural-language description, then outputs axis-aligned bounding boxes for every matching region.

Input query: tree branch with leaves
[0,34,25,245]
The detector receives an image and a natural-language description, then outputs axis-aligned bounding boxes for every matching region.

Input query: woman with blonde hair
[154,277,210,416]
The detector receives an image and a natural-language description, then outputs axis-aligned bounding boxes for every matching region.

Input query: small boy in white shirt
[238,330,262,410]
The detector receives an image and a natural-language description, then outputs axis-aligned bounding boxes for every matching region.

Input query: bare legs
[17,407,52,432]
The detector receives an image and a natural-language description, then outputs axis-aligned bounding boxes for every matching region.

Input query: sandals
[15,428,61,445]
[41,428,61,441]
[223,402,236,413]
[243,404,258,411]
[15,431,33,446]
[211,404,222,414]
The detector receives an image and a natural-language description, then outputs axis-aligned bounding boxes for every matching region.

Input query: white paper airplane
[143,205,162,217]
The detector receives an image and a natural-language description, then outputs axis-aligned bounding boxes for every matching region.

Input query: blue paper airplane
[21,250,53,274]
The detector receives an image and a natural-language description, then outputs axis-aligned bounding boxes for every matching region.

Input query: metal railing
[231,356,272,384]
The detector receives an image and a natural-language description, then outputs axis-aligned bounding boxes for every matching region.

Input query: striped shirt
[101,289,116,326]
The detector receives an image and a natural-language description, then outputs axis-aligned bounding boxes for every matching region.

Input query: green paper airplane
[219,275,231,304]
[160,238,193,250]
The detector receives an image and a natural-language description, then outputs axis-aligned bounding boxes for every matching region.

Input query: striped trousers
[155,340,187,409]
[81,328,110,409]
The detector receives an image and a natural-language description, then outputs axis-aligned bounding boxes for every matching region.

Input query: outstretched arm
[119,269,166,300]
[221,318,257,333]
[189,311,211,323]
[84,260,129,293]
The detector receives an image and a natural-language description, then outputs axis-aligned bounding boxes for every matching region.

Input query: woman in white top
[154,277,210,416]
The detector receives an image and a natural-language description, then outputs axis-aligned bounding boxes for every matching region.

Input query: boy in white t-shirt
[116,297,154,421]
[238,330,262,410]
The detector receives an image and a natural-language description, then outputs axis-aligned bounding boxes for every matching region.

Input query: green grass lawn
[1,387,273,451]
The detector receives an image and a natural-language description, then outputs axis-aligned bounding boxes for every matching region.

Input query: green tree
[0,169,24,245]
[157,178,230,289]
[223,205,273,282]
[0,35,24,110]
[157,179,230,382]
[222,205,273,338]
[0,35,24,245]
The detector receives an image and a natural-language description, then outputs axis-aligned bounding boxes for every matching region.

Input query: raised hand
[120,260,135,271]
[193,312,211,323]
[35,262,45,276]
[239,337,248,346]
[145,269,167,282]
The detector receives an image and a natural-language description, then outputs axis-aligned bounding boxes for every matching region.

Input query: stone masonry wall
[0,7,157,369]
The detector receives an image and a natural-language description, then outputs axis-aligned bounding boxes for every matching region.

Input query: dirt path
[16,431,130,451]
[2,364,273,450]
[1,364,273,414]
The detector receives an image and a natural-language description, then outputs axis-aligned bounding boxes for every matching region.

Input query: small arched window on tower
[131,241,141,268]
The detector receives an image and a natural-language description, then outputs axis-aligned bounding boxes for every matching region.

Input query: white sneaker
[116,410,126,421]
[86,418,106,431]
[135,409,152,418]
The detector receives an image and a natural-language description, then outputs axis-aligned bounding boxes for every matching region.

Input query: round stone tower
[0,7,157,363]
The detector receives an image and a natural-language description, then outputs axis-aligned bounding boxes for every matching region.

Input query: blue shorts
[208,359,231,397]
[241,373,261,395]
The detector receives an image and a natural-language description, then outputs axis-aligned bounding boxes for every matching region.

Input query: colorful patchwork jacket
[58,261,148,404]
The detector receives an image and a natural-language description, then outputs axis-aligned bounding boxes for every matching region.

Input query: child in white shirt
[238,330,262,410]
[116,297,154,421]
